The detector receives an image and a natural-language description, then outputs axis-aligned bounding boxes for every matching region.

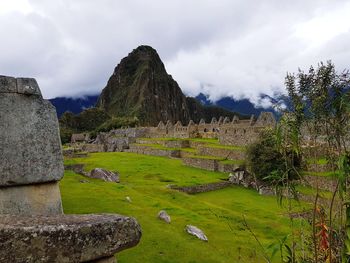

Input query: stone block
[16,77,42,96]
[0,214,141,262]
[0,76,17,93]
[0,83,64,186]
[0,182,63,215]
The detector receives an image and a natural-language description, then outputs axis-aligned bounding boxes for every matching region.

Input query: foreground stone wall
[0,76,64,187]
[0,76,64,214]
[0,214,141,263]
[0,75,141,262]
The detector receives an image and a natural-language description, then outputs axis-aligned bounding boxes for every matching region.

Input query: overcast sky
[1,0,350,106]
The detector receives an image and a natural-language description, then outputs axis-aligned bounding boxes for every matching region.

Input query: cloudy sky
[1,0,350,106]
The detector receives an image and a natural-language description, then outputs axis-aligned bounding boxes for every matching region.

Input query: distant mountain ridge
[50,95,98,117]
[50,92,281,119]
[195,93,281,117]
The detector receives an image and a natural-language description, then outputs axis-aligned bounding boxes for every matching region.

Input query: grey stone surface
[0,76,42,96]
[0,76,64,186]
[185,225,208,241]
[259,186,275,196]
[0,76,17,93]
[0,214,141,263]
[228,170,257,189]
[158,210,171,223]
[16,77,42,96]
[89,168,120,183]
[0,182,63,215]
[92,256,117,263]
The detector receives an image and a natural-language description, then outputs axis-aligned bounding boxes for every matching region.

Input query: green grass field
[61,152,304,262]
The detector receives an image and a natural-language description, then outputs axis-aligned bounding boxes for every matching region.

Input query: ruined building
[72,111,276,154]
[147,111,276,146]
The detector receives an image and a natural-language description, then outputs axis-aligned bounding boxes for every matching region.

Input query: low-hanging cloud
[0,0,350,107]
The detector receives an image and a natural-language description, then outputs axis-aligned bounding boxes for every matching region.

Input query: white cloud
[0,0,32,14]
[0,0,349,106]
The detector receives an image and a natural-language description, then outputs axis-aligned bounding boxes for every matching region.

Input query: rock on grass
[185,225,208,241]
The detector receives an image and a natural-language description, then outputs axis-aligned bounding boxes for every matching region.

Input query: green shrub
[246,129,285,183]
[95,116,139,133]
[246,129,301,185]
[59,126,73,144]
[59,108,110,133]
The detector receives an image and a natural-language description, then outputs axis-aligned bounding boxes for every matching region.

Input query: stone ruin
[72,111,276,153]
[0,76,141,262]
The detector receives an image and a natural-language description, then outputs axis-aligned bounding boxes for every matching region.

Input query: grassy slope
[61,152,301,263]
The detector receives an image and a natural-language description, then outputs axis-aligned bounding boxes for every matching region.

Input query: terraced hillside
[126,137,246,173]
[62,152,305,262]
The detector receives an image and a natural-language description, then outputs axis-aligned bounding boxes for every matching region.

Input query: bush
[95,116,139,133]
[246,128,301,185]
[59,126,73,144]
[246,129,285,183]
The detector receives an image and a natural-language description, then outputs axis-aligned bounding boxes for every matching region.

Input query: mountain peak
[132,45,158,54]
[96,46,244,125]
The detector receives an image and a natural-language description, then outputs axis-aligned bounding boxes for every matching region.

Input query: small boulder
[185,225,208,241]
[259,186,274,196]
[89,168,120,183]
[158,210,171,223]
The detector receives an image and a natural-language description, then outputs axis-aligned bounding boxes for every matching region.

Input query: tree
[284,61,350,262]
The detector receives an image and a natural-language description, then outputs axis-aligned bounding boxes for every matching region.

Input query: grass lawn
[61,152,304,263]
[296,185,333,199]
[306,158,328,165]
[303,170,339,177]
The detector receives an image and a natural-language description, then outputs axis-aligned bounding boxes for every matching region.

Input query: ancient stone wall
[87,112,275,152]
[182,157,219,171]
[82,143,105,153]
[197,146,245,160]
[218,125,270,146]
[126,145,181,158]
[164,140,190,148]
[302,175,338,192]
[218,162,241,173]
[169,181,233,194]
[149,112,275,145]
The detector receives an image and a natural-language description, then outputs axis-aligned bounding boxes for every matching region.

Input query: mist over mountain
[195,93,287,117]
[50,92,283,119]
[50,95,99,117]
[50,46,286,122]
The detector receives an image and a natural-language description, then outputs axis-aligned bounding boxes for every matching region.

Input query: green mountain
[96,45,246,126]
